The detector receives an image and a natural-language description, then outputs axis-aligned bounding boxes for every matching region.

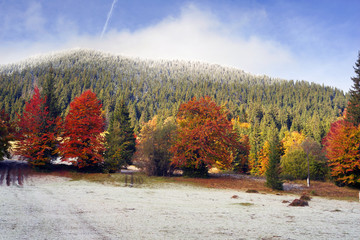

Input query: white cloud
[24,2,46,34]
[0,3,354,91]
[0,4,294,74]
[76,4,294,77]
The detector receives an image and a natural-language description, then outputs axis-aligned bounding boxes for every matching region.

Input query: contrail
[101,0,118,39]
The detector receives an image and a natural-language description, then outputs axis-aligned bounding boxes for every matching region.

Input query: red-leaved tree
[15,87,57,167]
[323,118,360,186]
[170,97,239,177]
[59,90,105,169]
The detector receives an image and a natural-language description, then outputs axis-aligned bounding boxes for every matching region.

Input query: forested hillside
[0,49,347,137]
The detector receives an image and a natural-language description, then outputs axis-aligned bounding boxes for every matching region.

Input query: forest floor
[1,160,360,239]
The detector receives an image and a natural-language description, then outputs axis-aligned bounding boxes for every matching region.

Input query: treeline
[2,49,358,188]
[0,49,347,138]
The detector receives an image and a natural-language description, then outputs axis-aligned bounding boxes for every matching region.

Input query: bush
[182,162,209,178]
[280,149,307,180]
[133,117,176,176]
[280,147,328,181]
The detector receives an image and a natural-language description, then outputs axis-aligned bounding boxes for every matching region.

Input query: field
[1,161,360,239]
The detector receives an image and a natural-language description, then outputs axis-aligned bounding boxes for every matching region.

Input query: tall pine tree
[0,110,14,161]
[265,124,283,190]
[347,51,360,125]
[42,66,60,120]
[42,66,61,160]
[105,99,136,172]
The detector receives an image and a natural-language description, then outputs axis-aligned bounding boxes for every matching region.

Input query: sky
[0,0,359,92]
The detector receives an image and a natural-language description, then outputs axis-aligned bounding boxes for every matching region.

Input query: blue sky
[0,0,359,92]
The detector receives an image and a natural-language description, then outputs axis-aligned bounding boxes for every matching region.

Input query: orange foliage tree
[281,131,306,156]
[323,118,360,186]
[231,117,251,173]
[258,140,270,176]
[170,97,239,177]
[15,87,58,167]
[59,90,105,169]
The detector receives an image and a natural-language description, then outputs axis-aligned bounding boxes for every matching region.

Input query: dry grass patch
[34,169,360,201]
[288,180,359,201]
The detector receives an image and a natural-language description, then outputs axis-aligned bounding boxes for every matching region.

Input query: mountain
[0,49,347,136]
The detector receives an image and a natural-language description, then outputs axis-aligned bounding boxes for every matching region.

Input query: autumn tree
[281,131,306,156]
[323,118,360,187]
[134,116,177,176]
[60,90,105,169]
[0,110,14,161]
[105,99,136,172]
[258,140,270,176]
[231,117,251,173]
[170,97,239,177]
[301,137,328,181]
[15,87,57,167]
[347,51,360,125]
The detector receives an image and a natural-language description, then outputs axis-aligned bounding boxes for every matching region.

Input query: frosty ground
[1,173,359,240]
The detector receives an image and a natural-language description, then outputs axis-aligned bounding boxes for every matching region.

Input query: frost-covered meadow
[1,174,359,240]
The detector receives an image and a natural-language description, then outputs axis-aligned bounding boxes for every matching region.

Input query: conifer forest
[1,49,360,188]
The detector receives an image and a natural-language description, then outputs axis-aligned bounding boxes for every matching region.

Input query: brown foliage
[323,117,360,186]
[59,90,105,168]
[15,87,58,167]
[170,97,240,172]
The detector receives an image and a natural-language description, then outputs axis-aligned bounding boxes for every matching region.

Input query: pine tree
[105,99,136,172]
[42,66,61,160]
[348,51,360,125]
[42,66,60,120]
[0,110,14,161]
[265,124,283,190]
[249,120,262,175]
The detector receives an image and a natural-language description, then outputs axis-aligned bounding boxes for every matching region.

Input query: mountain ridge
[0,48,347,138]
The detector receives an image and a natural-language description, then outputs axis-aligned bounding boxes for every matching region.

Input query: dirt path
[1,162,360,239]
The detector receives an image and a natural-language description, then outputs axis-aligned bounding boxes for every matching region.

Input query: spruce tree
[0,110,14,161]
[105,99,136,172]
[249,120,262,175]
[41,66,60,160]
[265,124,283,190]
[42,66,60,120]
[348,51,360,125]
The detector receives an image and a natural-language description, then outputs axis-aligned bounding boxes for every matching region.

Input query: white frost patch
[51,156,75,165]
[1,177,359,239]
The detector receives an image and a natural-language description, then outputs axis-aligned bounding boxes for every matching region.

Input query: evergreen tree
[249,120,262,175]
[348,51,360,125]
[42,66,60,120]
[105,99,136,172]
[0,110,14,161]
[42,66,61,160]
[265,124,283,190]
